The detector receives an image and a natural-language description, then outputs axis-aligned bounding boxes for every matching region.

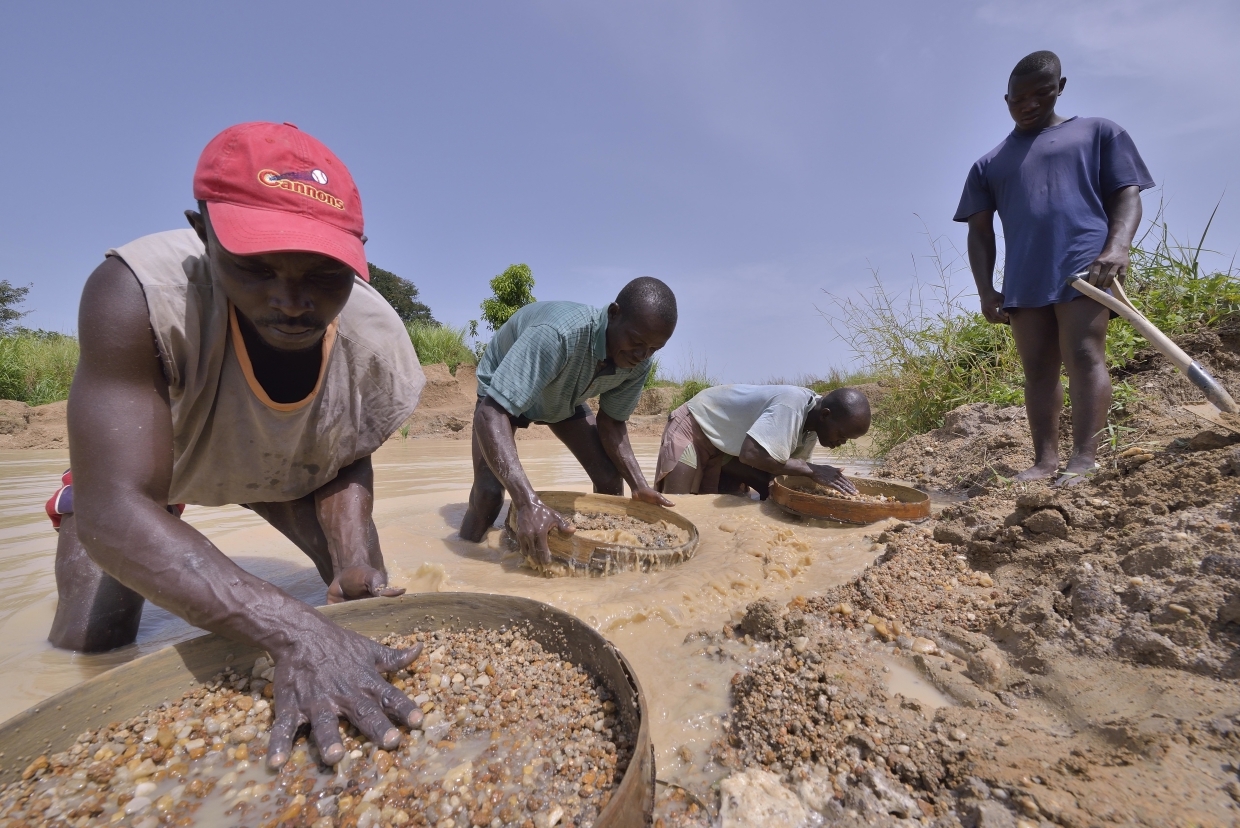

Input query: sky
[2,0,1238,383]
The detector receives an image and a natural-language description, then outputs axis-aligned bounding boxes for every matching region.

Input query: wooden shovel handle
[1069,277,1193,373]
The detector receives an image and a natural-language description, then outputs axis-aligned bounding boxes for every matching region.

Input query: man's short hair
[821,387,871,424]
[616,277,677,330]
[1011,50,1061,78]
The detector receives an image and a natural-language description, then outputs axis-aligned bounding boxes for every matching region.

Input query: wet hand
[811,465,858,495]
[515,499,574,566]
[632,485,673,508]
[327,565,406,604]
[266,626,423,770]
[1087,247,1130,288]
[980,290,1009,325]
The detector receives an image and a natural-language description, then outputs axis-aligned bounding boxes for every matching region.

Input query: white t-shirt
[686,384,818,463]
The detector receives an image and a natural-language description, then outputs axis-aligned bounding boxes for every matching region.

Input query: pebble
[0,628,631,828]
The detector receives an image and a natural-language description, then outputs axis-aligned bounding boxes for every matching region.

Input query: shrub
[479,264,536,332]
[0,330,79,405]
[407,321,476,374]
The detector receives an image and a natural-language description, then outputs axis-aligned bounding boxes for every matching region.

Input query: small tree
[0,281,31,334]
[480,264,536,332]
[367,264,436,325]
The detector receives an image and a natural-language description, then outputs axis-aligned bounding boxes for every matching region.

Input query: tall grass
[821,216,1239,455]
[668,353,717,409]
[0,330,79,405]
[406,322,477,374]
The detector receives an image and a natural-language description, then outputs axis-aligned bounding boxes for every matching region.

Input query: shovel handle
[1069,274,1239,414]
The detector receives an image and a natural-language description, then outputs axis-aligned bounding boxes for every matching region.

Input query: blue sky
[2,1,1237,382]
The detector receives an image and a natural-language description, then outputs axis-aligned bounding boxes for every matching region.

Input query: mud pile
[878,319,1240,492]
[0,399,67,450]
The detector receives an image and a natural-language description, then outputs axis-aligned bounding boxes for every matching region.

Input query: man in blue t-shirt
[954,50,1154,485]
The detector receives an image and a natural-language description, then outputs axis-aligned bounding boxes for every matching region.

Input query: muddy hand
[633,485,673,508]
[327,565,405,604]
[812,465,858,495]
[515,499,574,566]
[266,626,423,770]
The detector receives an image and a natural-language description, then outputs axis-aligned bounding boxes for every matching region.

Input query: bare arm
[596,411,672,506]
[738,435,857,495]
[966,210,1007,324]
[317,455,406,603]
[473,396,573,564]
[1087,185,1142,288]
[70,258,420,769]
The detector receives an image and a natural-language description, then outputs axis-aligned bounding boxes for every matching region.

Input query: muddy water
[0,440,885,789]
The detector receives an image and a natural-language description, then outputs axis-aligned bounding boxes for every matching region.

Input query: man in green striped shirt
[461,277,678,563]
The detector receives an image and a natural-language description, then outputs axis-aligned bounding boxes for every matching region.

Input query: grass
[821,214,1240,456]
[406,321,477,374]
[0,330,79,405]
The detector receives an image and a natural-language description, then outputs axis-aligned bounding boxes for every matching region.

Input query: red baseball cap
[193,122,369,281]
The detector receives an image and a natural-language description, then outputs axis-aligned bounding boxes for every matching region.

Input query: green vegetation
[0,280,31,333]
[406,321,476,374]
[822,217,1239,455]
[667,355,717,409]
[479,264,535,332]
[368,264,435,324]
[0,330,79,405]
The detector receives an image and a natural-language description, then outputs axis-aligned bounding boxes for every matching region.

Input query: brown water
[0,440,889,789]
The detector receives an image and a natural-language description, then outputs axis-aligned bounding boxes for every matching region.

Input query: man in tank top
[954,51,1154,485]
[46,122,427,770]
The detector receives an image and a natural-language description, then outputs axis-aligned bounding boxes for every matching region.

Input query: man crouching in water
[47,122,427,769]
[460,278,677,564]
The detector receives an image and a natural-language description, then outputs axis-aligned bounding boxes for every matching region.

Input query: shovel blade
[1184,402,1240,435]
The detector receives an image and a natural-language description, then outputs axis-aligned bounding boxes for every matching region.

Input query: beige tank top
[108,230,425,506]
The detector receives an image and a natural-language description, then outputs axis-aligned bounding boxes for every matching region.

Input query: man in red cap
[46,122,427,769]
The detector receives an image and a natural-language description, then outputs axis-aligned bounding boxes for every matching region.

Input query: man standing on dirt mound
[955,51,1154,485]
[654,384,870,500]
[459,280,677,563]
[46,122,429,770]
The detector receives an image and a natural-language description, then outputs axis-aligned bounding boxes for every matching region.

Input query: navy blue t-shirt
[954,117,1155,309]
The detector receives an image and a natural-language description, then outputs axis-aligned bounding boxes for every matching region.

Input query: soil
[0,628,632,828]
[648,323,1240,827]
[0,400,68,451]
[566,511,690,549]
[798,482,896,504]
[878,319,1240,493]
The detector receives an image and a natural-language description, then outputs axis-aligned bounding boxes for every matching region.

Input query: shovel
[1068,272,1240,432]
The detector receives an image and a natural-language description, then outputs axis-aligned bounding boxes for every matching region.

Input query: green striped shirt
[476,301,651,423]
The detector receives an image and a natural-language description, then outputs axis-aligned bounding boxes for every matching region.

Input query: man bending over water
[654,384,870,499]
[955,51,1153,485]
[460,280,677,562]
[47,122,427,769]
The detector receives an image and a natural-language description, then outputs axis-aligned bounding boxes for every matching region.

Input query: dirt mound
[0,400,68,450]
[878,324,1240,492]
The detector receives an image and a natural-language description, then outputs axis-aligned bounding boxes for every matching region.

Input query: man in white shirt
[654,385,871,499]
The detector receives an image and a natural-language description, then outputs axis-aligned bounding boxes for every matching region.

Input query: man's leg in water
[660,462,698,494]
[1009,305,1064,482]
[548,412,625,496]
[460,417,519,541]
[1056,297,1111,485]
[49,514,146,652]
[718,458,773,499]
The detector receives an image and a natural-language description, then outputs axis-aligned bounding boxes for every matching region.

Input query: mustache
[254,313,327,331]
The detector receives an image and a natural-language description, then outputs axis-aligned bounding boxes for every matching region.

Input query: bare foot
[1013,461,1059,482]
[1054,457,1097,487]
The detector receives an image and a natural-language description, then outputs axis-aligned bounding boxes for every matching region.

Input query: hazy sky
[2,1,1237,382]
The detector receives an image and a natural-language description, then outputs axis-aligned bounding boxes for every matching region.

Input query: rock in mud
[740,598,785,640]
[719,768,808,828]
[1021,508,1068,539]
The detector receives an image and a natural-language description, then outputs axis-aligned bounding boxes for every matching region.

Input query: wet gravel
[565,511,689,549]
[0,628,633,828]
